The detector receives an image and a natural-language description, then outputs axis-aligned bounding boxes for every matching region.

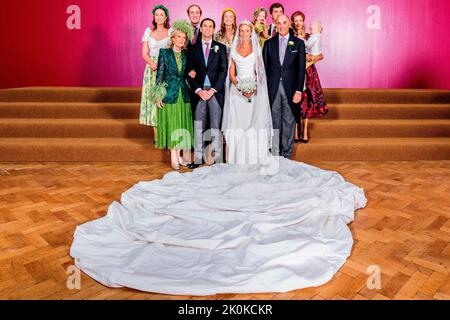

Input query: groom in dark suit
[263,14,306,159]
[187,18,228,168]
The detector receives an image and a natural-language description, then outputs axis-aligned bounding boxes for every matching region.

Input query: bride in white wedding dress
[69,21,367,296]
[221,21,273,167]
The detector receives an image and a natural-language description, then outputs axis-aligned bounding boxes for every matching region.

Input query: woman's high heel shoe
[299,131,310,144]
[299,138,310,144]
[178,160,190,167]
[171,162,180,170]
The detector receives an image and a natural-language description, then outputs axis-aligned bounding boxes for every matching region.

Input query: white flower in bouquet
[236,78,257,102]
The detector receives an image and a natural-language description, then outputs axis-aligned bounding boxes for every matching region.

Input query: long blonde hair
[219,8,237,38]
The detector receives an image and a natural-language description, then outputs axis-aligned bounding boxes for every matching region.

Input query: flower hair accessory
[170,20,195,41]
[152,4,169,19]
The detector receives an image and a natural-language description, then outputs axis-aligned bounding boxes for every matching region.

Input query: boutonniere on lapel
[287,41,295,50]
[213,45,219,53]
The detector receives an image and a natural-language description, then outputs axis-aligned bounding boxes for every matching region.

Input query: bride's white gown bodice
[232,50,256,80]
[70,41,367,296]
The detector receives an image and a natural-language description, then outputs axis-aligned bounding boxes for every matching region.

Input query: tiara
[239,19,253,26]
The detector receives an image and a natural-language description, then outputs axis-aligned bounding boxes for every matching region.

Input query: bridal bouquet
[236,78,257,103]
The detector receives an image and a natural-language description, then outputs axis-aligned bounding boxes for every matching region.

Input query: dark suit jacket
[156,48,190,104]
[187,40,228,109]
[186,29,202,108]
[262,33,306,119]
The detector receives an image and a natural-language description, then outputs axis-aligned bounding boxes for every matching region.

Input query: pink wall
[1,0,449,89]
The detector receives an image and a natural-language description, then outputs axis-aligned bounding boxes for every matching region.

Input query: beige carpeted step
[1,102,449,120]
[1,87,450,104]
[0,87,140,103]
[0,119,448,139]
[326,104,450,119]
[0,119,153,138]
[294,138,450,161]
[308,119,450,138]
[323,89,450,104]
[0,102,139,119]
[0,87,449,162]
[0,138,164,162]
[0,137,448,162]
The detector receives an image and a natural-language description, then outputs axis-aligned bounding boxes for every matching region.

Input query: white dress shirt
[278,33,290,43]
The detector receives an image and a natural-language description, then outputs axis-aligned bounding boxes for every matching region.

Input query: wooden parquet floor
[0,160,449,300]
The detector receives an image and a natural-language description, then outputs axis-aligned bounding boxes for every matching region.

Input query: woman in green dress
[140,5,171,143]
[154,20,194,170]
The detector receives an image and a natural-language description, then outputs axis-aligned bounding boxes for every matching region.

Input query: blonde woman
[153,20,195,170]
[214,8,237,56]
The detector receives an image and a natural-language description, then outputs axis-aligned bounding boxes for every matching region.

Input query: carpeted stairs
[0,87,449,161]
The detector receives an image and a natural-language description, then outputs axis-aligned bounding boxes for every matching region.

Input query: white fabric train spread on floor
[70,157,366,296]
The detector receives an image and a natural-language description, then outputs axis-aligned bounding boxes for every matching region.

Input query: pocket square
[291,50,299,53]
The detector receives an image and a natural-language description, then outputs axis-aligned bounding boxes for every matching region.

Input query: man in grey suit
[263,15,306,159]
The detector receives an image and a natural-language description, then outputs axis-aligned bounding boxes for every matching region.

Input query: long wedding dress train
[70,157,366,295]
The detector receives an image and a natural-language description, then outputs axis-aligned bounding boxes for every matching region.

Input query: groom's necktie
[203,42,211,87]
[279,37,287,65]
[204,42,210,60]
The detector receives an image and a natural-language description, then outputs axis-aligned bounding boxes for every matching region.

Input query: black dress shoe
[187,163,201,169]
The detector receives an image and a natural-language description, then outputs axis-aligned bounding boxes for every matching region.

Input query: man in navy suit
[263,15,306,159]
[187,18,228,168]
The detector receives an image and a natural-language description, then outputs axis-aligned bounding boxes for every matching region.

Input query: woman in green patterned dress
[154,20,194,170]
[140,5,170,143]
